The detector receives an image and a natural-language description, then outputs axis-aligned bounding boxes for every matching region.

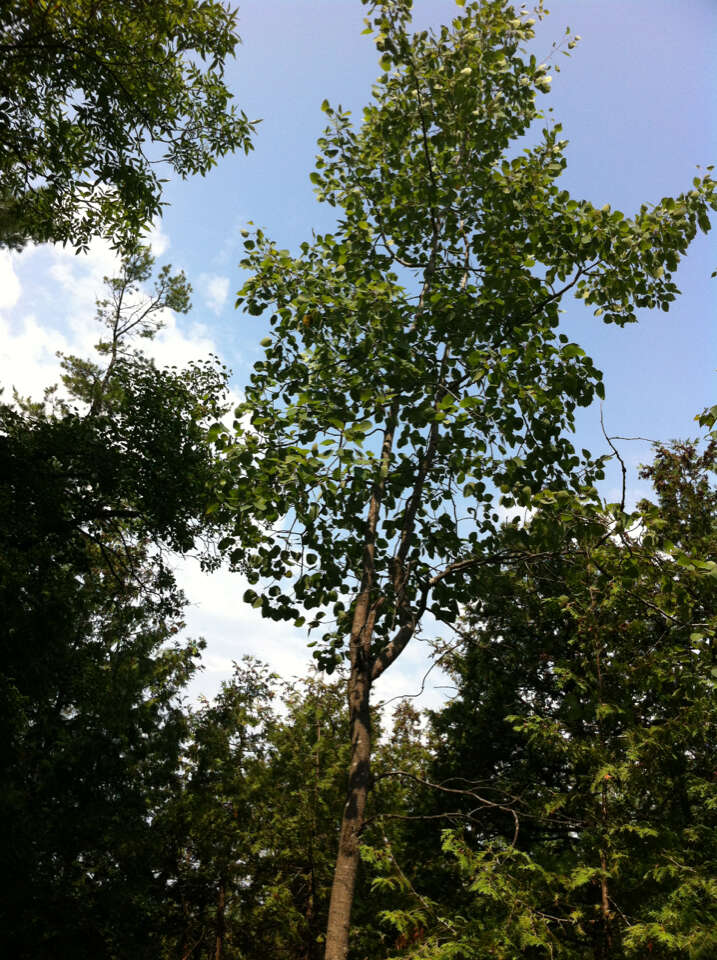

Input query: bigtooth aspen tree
[217,2,716,956]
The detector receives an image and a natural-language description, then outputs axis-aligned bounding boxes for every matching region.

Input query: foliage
[15,243,230,554]
[0,247,230,958]
[223,0,715,673]
[159,659,278,960]
[215,1,715,952]
[2,1,715,956]
[0,0,255,249]
[0,531,199,959]
[161,667,395,960]
[381,441,717,959]
[243,675,353,960]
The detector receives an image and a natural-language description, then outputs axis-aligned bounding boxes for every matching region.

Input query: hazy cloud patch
[0,251,22,310]
[199,273,230,314]
[174,558,313,702]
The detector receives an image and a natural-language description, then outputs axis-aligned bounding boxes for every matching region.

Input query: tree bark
[323,377,445,959]
[214,879,225,960]
[324,413,397,960]
[324,651,373,960]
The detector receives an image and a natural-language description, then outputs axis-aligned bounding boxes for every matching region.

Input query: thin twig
[380,640,462,707]
[600,407,626,512]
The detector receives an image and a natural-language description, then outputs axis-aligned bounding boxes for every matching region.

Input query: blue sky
[1,0,715,706]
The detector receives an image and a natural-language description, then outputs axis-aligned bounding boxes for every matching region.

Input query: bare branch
[601,406,627,512]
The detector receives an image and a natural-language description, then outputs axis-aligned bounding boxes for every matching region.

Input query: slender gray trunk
[323,654,373,960]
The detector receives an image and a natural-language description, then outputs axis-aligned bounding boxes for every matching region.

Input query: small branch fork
[600,407,626,513]
[371,769,522,848]
[371,543,566,681]
[380,638,461,707]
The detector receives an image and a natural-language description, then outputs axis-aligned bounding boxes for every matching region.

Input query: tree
[162,666,394,960]
[218,2,716,956]
[160,659,277,960]
[0,523,199,959]
[248,675,352,960]
[389,440,717,958]
[0,246,230,957]
[251,678,418,960]
[0,0,255,250]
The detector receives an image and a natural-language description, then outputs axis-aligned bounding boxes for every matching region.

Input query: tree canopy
[0,0,255,250]
[368,440,717,958]
[0,247,229,958]
[1,2,715,959]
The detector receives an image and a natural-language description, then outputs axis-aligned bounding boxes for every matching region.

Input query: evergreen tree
[386,441,717,958]
[0,246,229,958]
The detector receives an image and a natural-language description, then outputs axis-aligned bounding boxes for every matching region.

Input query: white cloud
[48,237,121,328]
[0,251,22,309]
[0,312,73,402]
[199,272,230,314]
[145,312,219,370]
[146,222,170,257]
[0,236,226,405]
[174,559,314,702]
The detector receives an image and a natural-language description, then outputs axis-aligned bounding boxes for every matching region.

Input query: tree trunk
[324,649,373,960]
[324,415,396,960]
[214,879,226,960]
